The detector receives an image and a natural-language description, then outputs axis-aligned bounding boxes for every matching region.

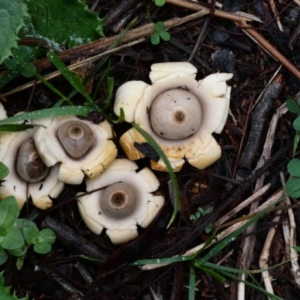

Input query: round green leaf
[155,21,165,33]
[0,227,24,250]
[39,228,56,244]
[287,98,300,114]
[20,62,36,77]
[151,33,160,45]
[8,244,28,257]
[286,178,300,198]
[3,58,18,70]
[34,242,51,254]
[23,221,39,244]
[160,31,170,41]
[287,159,300,176]
[155,0,166,6]
[293,116,300,131]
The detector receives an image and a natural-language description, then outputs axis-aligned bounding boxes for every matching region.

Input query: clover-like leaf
[38,228,56,244]
[160,31,170,41]
[0,227,24,250]
[287,159,300,177]
[287,98,300,114]
[22,221,39,244]
[33,242,51,254]
[151,33,160,45]
[286,177,300,198]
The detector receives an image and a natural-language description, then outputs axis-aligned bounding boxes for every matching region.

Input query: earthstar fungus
[77,159,164,244]
[34,116,117,184]
[114,62,233,171]
[0,125,64,209]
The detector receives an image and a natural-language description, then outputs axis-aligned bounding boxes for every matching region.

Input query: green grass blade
[0,124,34,132]
[0,106,94,124]
[188,267,195,300]
[217,269,283,300]
[47,51,94,104]
[34,72,72,105]
[132,255,191,266]
[131,122,179,227]
[196,265,226,282]
[196,197,283,265]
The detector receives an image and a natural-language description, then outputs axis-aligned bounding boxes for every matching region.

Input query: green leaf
[8,245,28,257]
[0,124,34,132]
[285,178,300,198]
[0,0,29,63]
[287,159,300,176]
[38,228,56,244]
[286,98,300,114]
[33,241,51,254]
[23,0,104,49]
[154,0,166,6]
[293,116,300,131]
[0,163,9,180]
[293,245,300,252]
[0,106,94,125]
[160,31,170,41]
[47,51,94,104]
[293,131,300,156]
[3,58,18,70]
[151,33,160,45]
[0,227,24,250]
[0,197,19,227]
[188,267,195,300]
[155,21,165,33]
[22,221,39,244]
[0,248,8,266]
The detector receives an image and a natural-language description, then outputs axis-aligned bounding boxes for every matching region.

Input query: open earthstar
[114,62,233,171]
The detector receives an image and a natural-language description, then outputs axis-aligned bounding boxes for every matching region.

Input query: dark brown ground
[2,0,300,299]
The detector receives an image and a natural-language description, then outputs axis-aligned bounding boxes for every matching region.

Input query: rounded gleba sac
[77,159,164,244]
[113,62,233,171]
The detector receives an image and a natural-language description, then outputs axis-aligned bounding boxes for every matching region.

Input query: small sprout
[189,206,213,233]
[151,22,170,45]
[0,197,56,269]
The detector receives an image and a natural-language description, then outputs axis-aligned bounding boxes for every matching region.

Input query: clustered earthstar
[0,62,232,244]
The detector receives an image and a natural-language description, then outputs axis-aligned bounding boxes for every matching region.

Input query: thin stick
[259,209,282,297]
